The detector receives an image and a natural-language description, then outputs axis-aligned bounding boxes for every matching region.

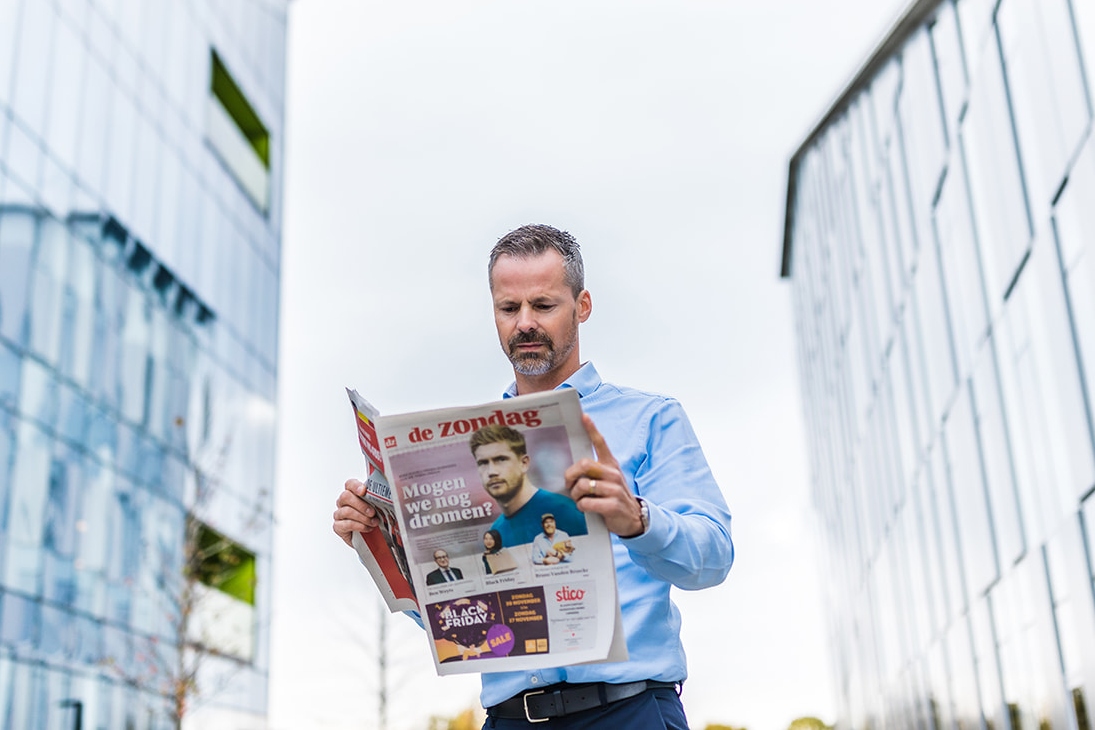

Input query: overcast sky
[270,2,908,728]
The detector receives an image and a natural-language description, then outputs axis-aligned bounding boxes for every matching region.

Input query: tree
[426,706,486,730]
[788,717,833,730]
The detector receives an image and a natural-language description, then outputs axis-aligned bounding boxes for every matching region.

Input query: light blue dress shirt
[479,362,735,708]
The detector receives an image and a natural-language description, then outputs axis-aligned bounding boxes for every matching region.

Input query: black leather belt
[487,680,680,722]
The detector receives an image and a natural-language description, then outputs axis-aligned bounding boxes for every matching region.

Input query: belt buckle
[523,689,549,723]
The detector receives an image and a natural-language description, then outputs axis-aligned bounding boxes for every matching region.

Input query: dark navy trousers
[482,687,689,729]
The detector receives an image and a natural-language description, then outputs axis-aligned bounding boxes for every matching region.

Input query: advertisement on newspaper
[346,389,418,612]
[374,388,626,675]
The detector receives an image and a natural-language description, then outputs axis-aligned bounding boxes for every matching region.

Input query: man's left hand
[565,414,645,538]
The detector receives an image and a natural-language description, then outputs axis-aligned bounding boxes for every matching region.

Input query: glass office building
[782,0,1095,728]
[0,1,286,727]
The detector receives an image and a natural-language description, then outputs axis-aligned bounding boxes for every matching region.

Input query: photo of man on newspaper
[425,549,465,585]
[470,423,588,549]
[531,513,575,565]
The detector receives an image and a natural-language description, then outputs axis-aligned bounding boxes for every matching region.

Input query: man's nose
[516,304,538,331]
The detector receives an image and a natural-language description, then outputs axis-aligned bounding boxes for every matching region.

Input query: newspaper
[346,389,418,612]
[350,387,626,675]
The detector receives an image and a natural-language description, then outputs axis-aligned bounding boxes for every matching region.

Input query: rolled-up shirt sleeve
[621,399,734,590]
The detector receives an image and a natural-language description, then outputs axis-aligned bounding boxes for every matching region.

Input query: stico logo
[555,586,585,602]
[384,436,397,448]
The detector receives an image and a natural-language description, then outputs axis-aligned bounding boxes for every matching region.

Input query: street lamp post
[59,699,83,730]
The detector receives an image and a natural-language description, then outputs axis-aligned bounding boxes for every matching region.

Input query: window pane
[1075,0,1095,93]
[960,31,1033,304]
[910,467,949,631]
[43,18,84,171]
[17,358,59,430]
[943,385,999,598]
[909,241,957,423]
[1045,512,1095,715]
[997,0,1092,205]
[5,420,51,592]
[9,0,55,134]
[929,0,969,144]
[61,233,96,388]
[970,597,1006,729]
[4,120,42,193]
[0,209,36,346]
[1052,135,1095,466]
[0,595,39,654]
[0,342,19,412]
[76,55,111,196]
[104,90,137,223]
[129,114,160,245]
[969,345,1025,566]
[930,442,967,615]
[0,1,22,107]
[995,238,1095,536]
[992,555,1063,730]
[933,148,989,378]
[89,267,125,409]
[27,217,70,366]
[898,28,947,227]
[119,292,149,425]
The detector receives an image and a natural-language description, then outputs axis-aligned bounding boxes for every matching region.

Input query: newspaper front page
[373,388,626,675]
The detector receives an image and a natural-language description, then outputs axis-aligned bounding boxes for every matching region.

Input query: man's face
[490,251,591,379]
[542,518,556,536]
[433,550,450,567]
[474,442,530,505]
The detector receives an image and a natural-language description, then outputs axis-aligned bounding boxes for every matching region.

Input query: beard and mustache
[506,324,577,376]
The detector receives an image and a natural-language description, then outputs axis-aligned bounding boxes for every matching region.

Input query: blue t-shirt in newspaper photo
[489,488,588,549]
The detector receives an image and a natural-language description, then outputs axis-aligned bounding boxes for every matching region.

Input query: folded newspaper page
[361,387,626,675]
[346,389,418,612]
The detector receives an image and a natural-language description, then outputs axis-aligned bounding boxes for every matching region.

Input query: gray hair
[488,224,585,297]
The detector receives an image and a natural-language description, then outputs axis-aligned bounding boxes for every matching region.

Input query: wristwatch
[632,497,650,537]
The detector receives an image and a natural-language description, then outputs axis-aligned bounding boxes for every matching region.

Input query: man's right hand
[333,478,381,547]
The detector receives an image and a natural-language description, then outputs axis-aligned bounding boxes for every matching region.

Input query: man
[531,513,573,565]
[334,224,734,729]
[424,549,463,585]
[470,423,588,548]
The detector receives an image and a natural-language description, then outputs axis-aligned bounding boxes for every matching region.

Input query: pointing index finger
[582,414,620,469]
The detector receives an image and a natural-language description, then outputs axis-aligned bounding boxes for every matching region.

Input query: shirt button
[530,677,539,684]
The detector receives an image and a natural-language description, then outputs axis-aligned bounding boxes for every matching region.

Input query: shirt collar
[503,361,602,399]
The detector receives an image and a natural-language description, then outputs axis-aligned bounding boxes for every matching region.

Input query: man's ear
[520,454,531,471]
[577,290,592,323]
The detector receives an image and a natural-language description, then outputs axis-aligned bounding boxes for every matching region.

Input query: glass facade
[783,0,1095,728]
[0,1,286,727]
